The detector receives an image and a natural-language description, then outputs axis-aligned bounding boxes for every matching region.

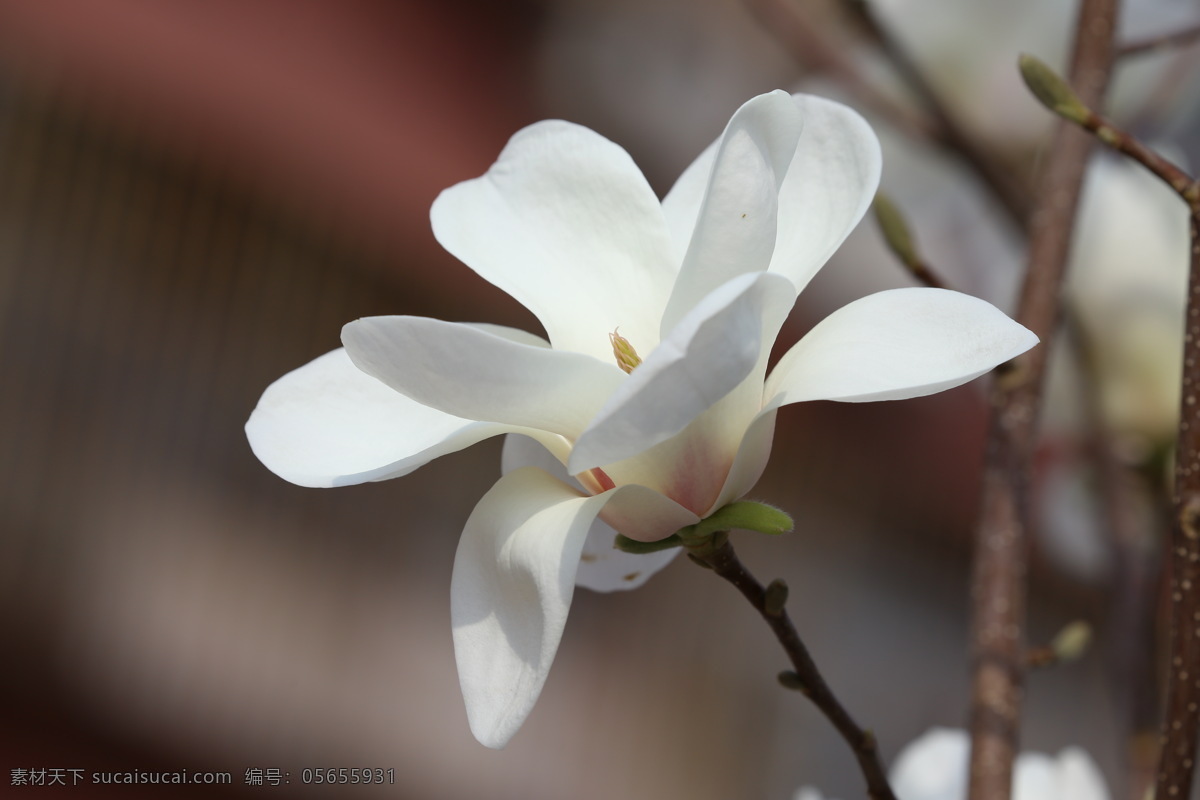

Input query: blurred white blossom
[1067,155,1190,446]
[796,727,1109,800]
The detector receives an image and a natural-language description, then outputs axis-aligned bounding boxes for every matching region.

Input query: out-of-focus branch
[965,3,1119,800]
[1118,22,1200,58]
[745,0,1034,230]
[843,0,1031,229]
[742,0,936,143]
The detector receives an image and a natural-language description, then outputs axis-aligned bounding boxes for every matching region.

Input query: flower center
[609,329,642,374]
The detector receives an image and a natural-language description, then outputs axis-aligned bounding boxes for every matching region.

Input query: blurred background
[2,0,1199,797]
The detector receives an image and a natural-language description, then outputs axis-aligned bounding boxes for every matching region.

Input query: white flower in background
[796,727,1109,800]
[1067,154,1190,446]
[1034,155,1188,582]
[245,90,1037,747]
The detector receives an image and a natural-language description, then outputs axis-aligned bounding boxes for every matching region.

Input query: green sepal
[614,532,683,554]
[693,500,794,538]
[618,501,793,559]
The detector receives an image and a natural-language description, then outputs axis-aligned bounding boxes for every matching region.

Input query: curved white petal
[767,95,882,293]
[766,288,1038,407]
[661,90,803,332]
[709,406,778,513]
[570,271,795,474]
[431,120,677,361]
[1013,753,1057,800]
[595,482,700,543]
[245,349,514,488]
[1054,748,1110,800]
[343,316,624,439]
[573,516,680,591]
[467,322,551,348]
[499,434,681,592]
[451,467,607,748]
[792,789,831,800]
[661,135,719,265]
[500,434,682,588]
[888,728,969,800]
[662,94,882,298]
[501,431,571,479]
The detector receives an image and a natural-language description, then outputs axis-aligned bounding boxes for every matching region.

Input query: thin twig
[843,0,1031,229]
[1118,22,1200,58]
[1071,111,1198,202]
[965,3,1119,800]
[693,538,897,800]
[871,192,952,290]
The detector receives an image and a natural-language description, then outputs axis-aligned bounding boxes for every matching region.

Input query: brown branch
[843,0,1031,229]
[1158,211,1200,800]
[1118,22,1200,58]
[965,3,1119,800]
[1073,112,1197,202]
[1022,59,1200,796]
[692,538,898,800]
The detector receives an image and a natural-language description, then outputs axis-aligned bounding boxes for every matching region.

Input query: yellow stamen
[609,329,642,374]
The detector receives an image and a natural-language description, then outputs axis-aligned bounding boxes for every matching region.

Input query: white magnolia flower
[245,90,1036,748]
[796,727,1109,800]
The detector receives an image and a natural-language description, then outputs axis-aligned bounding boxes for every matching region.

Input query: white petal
[793,789,833,800]
[573,515,680,591]
[245,349,512,488]
[709,407,778,512]
[468,322,551,348]
[888,728,970,800]
[451,467,608,748]
[661,93,882,299]
[431,120,677,361]
[342,316,624,439]
[595,481,701,543]
[500,434,682,589]
[766,288,1038,407]
[501,431,571,479]
[1013,753,1057,800]
[661,91,804,332]
[767,94,882,293]
[570,271,795,474]
[1055,748,1110,800]
[662,136,719,265]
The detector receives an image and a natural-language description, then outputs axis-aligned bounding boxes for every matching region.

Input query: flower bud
[1018,53,1090,124]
